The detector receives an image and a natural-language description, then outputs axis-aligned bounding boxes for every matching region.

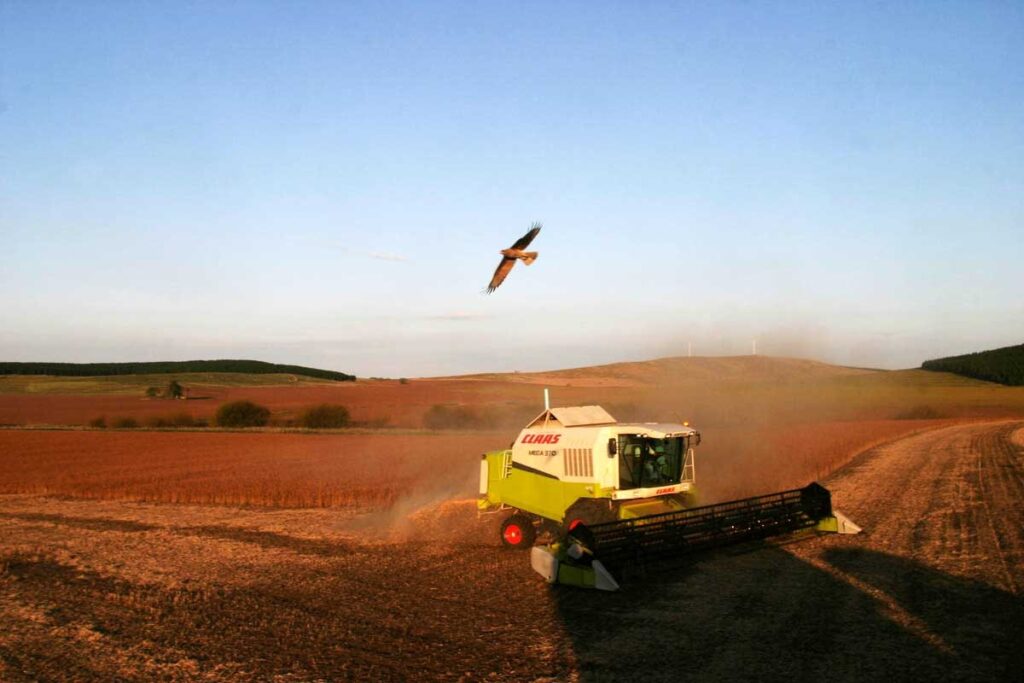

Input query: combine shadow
[0,512,360,557]
[552,543,1023,682]
[821,547,1024,678]
[173,525,361,557]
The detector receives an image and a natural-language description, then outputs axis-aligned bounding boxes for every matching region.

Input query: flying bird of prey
[485,222,541,293]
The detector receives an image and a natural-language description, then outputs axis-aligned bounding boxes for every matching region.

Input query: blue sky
[2,1,1022,376]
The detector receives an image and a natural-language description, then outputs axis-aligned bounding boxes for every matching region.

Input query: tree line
[0,359,355,382]
[921,343,1024,386]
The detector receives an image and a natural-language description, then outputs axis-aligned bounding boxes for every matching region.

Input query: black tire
[500,514,536,549]
[563,498,617,533]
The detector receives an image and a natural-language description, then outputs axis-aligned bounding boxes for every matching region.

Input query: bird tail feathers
[520,252,538,265]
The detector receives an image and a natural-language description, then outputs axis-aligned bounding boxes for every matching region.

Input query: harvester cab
[478,404,861,590]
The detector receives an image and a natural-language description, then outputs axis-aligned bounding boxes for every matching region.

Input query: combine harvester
[478,401,860,591]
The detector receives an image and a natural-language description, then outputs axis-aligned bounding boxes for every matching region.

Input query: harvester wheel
[563,498,617,533]
[500,514,536,549]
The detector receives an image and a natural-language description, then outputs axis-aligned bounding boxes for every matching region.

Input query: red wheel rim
[503,523,523,545]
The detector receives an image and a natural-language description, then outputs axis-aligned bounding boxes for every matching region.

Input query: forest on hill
[0,360,355,382]
[921,343,1024,386]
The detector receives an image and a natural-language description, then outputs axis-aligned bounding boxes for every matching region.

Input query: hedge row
[0,360,355,382]
[91,402,353,429]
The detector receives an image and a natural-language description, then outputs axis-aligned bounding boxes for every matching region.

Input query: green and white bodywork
[479,404,861,591]
[478,405,701,535]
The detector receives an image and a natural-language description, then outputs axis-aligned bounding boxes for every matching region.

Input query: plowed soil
[1,421,1021,681]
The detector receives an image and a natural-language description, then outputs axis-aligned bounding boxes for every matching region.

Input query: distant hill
[442,355,877,387]
[922,344,1024,386]
[0,360,355,382]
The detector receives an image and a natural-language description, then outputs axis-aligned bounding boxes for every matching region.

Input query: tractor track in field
[2,421,1023,681]
[969,423,1023,593]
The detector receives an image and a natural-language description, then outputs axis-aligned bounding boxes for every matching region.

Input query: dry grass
[447,354,876,386]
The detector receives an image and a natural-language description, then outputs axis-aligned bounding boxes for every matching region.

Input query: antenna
[752,339,757,355]
[544,387,550,411]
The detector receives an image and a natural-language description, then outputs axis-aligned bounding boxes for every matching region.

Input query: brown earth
[1,421,1021,681]
[0,419,955,509]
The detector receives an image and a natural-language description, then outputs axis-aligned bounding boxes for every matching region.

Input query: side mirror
[694,432,702,446]
[607,438,617,457]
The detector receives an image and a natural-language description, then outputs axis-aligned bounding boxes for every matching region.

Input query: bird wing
[486,256,517,293]
[510,223,541,250]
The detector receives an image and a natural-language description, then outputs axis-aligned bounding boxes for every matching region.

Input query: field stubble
[0,422,1020,682]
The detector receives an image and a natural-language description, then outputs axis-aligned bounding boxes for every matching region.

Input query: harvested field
[1,421,1021,681]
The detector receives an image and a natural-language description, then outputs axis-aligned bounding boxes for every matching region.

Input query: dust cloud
[341,346,1004,537]
[336,458,481,542]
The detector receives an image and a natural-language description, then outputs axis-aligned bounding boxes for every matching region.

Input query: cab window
[618,435,684,489]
